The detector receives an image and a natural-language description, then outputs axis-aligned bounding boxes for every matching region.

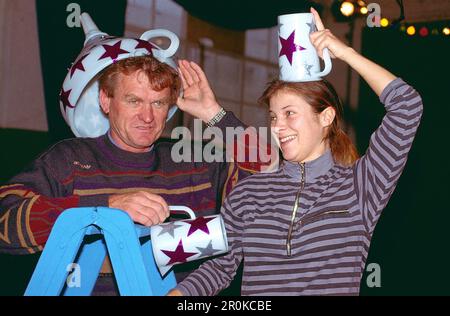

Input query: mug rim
[278,12,313,20]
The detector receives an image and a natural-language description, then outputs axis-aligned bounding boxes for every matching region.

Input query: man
[0,54,271,294]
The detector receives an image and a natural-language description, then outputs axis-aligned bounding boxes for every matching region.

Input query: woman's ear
[99,89,110,115]
[320,106,336,127]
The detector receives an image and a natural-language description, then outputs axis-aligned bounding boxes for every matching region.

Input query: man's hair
[98,55,181,104]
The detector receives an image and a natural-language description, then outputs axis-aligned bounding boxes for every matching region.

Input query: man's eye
[152,100,168,108]
[270,116,277,122]
[286,111,294,116]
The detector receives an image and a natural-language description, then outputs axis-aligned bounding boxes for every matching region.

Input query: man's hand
[108,191,169,226]
[176,60,222,123]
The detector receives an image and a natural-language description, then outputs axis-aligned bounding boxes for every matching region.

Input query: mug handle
[169,205,196,219]
[315,48,332,77]
[139,29,179,59]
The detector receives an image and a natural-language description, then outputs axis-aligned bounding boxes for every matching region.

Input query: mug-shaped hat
[150,206,229,276]
[278,12,332,82]
[60,13,180,138]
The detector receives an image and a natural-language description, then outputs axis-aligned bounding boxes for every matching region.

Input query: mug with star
[150,205,229,276]
[278,12,332,82]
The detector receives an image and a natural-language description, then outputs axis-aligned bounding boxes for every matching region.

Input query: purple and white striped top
[175,78,423,296]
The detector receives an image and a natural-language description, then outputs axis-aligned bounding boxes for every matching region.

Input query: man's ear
[320,106,336,127]
[99,89,111,115]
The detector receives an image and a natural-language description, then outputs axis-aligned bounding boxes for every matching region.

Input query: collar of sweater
[97,133,157,169]
[107,130,154,153]
[282,150,335,183]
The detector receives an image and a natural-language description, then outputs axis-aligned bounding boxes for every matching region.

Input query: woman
[169,8,423,295]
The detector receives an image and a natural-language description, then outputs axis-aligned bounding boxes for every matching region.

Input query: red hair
[258,79,359,167]
[98,55,181,103]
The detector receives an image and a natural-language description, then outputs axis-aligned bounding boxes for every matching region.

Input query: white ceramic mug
[150,205,229,276]
[278,13,332,82]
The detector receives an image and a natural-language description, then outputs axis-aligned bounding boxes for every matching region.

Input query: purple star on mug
[186,217,215,236]
[161,239,197,265]
[279,30,306,65]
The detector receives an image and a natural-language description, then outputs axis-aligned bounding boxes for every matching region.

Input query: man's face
[99,70,171,153]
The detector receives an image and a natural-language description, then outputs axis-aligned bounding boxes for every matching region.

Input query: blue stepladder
[24,206,177,296]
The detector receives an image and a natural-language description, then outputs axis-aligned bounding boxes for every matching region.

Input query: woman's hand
[166,289,183,296]
[176,60,222,123]
[309,7,354,62]
[309,7,395,95]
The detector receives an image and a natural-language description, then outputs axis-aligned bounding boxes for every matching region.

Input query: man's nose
[139,104,154,123]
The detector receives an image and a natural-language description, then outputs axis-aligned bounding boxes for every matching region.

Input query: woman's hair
[98,55,181,104]
[258,79,359,167]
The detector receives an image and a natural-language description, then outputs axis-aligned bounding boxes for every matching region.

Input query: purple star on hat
[98,41,129,61]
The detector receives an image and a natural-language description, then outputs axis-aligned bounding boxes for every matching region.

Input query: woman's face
[269,89,333,163]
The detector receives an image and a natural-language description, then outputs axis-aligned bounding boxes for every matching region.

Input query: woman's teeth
[280,135,297,143]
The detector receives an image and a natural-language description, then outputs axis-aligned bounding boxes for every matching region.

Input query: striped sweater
[0,112,264,255]
[175,78,423,296]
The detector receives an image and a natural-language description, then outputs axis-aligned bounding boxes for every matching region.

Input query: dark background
[357,26,450,295]
[0,0,449,295]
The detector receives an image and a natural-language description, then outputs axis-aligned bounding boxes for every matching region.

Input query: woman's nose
[272,119,286,133]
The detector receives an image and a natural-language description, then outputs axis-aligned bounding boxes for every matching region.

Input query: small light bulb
[406,26,416,36]
[340,1,355,17]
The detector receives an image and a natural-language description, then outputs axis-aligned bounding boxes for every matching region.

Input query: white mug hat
[59,13,180,138]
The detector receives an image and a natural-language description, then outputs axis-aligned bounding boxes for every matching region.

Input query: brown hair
[258,79,359,167]
[98,55,181,104]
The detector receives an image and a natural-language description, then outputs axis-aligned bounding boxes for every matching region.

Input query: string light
[330,0,448,38]
[340,1,355,17]
[406,26,416,36]
[419,26,429,37]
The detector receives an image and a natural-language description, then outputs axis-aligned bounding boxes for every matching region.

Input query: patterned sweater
[175,78,423,296]
[0,112,266,255]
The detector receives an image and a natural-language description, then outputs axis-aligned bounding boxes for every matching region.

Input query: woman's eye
[270,116,276,122]
[286,111,294,116]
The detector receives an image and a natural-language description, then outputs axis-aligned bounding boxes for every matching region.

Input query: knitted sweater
[175,78,423,296]
[0,112,265,255]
